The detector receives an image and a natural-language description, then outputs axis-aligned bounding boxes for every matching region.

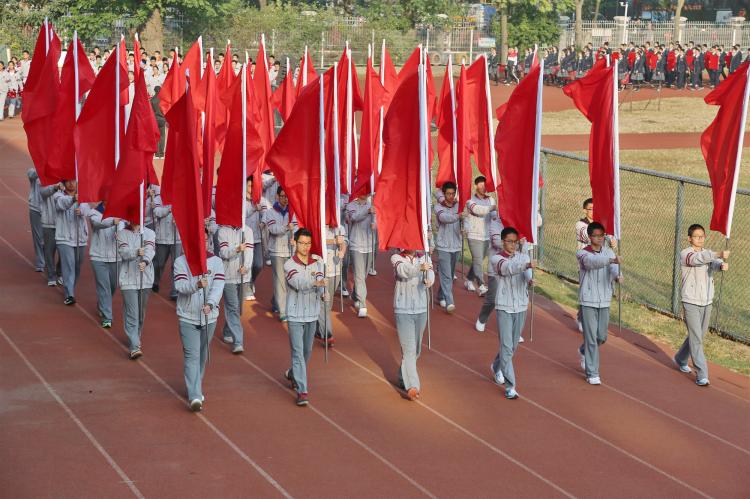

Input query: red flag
[104,70,159,224]
[465,55,497,192]
[267,77,326,258]
[455,65,473,214]
[200,53,218,216]
[352,52,386,198]
[22,24,61,184]
[375,48,428,251]
[332,48,363,195]
[436,59,456,188]
[133,35,141,80]
[253,35,276,165]
[215,41,234,152]
[495,57,543,243]
[271,57,297,122]
[296,47,318,97]
[159,37,203,115]
[164,85,207,276]
[563,57,621,239]
[380,43,399,109]
[74,41,129,203]
[216,65,265,226]
[46,35,96,184]
[701,61,750,238]
[322,66,340,228]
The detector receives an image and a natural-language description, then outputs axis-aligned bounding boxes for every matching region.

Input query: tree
[575,0,584,50]
[673,0,686,43]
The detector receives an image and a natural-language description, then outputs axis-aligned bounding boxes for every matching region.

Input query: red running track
[1,119,749,498]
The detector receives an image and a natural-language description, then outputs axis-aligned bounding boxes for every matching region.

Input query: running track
[1,119,749,498]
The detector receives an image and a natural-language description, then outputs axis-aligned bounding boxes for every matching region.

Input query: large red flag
[215,41,234,151]
[159,37,203,115]
[436,58,456,188]
[164,85,207,276]
[104,70,159,225]
[74,41,129,203]
[465,55,497,192]
[216,65,265,226]
[375,48,428,251]
[333,48,364,195]
[563,57,621,239]
[46,35,96,184]
[351,51,386,198]
[271,57,297,122]
[267,77,326,258]
[133,35,141,80]
[295,47,318,97]
[253,35,276,165]
[22,24,61,185]
[322,66,341,228]
[701,61,750,238]
[200,53,217,215]
[495,57,543,243]
[374,42,399,181]
[455,64,473,214]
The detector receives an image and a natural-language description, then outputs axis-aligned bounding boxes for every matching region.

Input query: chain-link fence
[538,149,749,344]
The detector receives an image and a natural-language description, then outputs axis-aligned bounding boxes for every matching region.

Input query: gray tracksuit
[478,215,504,324]
[243,199,266,293]
[88,208,118,322]
[346,199,375,307]
[576,245,620,379]
[27,168,44,269]
[53,192,90,298]
[218,226,254,347]
[392,252,435,392]
[435,200,461,306]
[675,247,725,381]
[490,251,532,390]
[264,205,296,314]
[40,184,60,281]
[152,194,182,297]
[117,227,156,352]
[318,226,347,338]
[465,194,495,286]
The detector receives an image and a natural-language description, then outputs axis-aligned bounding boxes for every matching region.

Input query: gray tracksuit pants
[317,276,340,338]
[154,243,182,298]
[43,227,60,281]
[477,277,499,325]
[437,250,459,306]
[271,256,288,314]
[30,210,44,269]
[91,260,117,321]
[395,312,428,391]
[579,306,610,378]
[675,302,711,380]
[351,251,371,306]
[58,244,84,298]
[288,320,316,394]
[242,242,264,297]
[179,319,217,402]
[222,283,243,347]
[492,310,527,389]
[122,289,150,352]
[467,239,488,286]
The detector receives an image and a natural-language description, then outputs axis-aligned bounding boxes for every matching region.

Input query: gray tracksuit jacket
[153,195,181,245]
[174,254,225,326]
[323,225,347,277]
[465,194,495,241]
[27,168,41,213]
[117,227,155,290]
[680,247,724,307]
[491,251,532,313]
[88,209,118,263]
[346,200,375,253]
[391,252,435,315]
[263,205,296,257]
[40,184,60,228]
[245,200,264,243]
[284,255,325,322]
[486,215,504,278]
[576,245,620,308]
[217,226,254,284]
[53,192,90,246]
[434,201,461,253]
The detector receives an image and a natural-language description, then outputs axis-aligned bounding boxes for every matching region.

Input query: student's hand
[236,243,248,253]
[137,248,145,257]
[720,250,730,259]
[615,275,624,284]
[74,208,81,216]
[608,237,618,250]
[57,182,65,191]
[369,207,376,215]
[138,261,146,272]
[336,248,346,259]
[315,278,327,287]
[113,218,121,225]
[721,262,729,271]
[202,305,212,315]
[287,223,294,232]
[528,260,537,269]
[370,223,376,230]
[335,235,344,245]
[611,255,622,264]
[419,262,432,271]
[197,277,208,289]
[323,292,330,302]
[239,265,248,275]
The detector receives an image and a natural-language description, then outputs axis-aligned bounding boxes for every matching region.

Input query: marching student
[434,181,462,313]
[217,223,253,354]
[40,181,62,286]
[673,224,729,387]
[174,235,225,412]
[576,198,595,250]
[346,194,376,317]
[264,186,296,321]
[117,220,155,359]
[244,175,265,300]
[392,248,434,401]
[152,189,182,300]
[26,168,45,272]
[88,202,119,328]
[475,211,504,332]
[489,227,535,400]
[316,224,347,345]
[576,222,622,385]
[283,229,327,407]
[464,176,497,297]
[53,180,90,305]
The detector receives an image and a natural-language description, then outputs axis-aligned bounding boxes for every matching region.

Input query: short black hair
[294,228,312,242]
[153,85,161,94]
[587,221,606,236]
[583,198,593,208]
[688,223,705,237]
[441,181,457,193]
[474,176,486,185]
[501,227,518,240]
[276,185,285,196]
[246,175,253,183]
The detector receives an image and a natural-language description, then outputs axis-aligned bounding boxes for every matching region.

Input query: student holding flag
[464,176,496,297]
[264,187,296,321]
[434,181,462,314]
[53,180,90,305]
[316,224,347,345]
[244,176,265,301]
[217,223,253,354]
[88,203,120,328]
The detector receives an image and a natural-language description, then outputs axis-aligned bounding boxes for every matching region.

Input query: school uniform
[0,69,21,119]
[152,194,182,298]
[40,184,61,283]
[217,226,253,349]
[317,225,347,340]
[346,199,376,313]
[465,193,496,291]
[117,227,155,353]
[88,207,118,323]
[435,200,461,308]
[243,199,265,297]
[263,202,296,317]
[26,168,45,270]
[576,245,620,381]
[285,255,325,396]
[53,192,90,300]
[490,250,532,395]
[477,215,504,327]
[676,55,687,89]
[674,248,725,383]
[174,254,225,403]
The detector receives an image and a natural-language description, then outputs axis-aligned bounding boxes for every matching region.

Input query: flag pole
[332,61,344,311]
[319,75,329,363]
[418,45,432,350]
[345,41,353,196]
[529,53,544,343]
[240,63,248,315]
[73,30,81,279]
[613,57,623,336]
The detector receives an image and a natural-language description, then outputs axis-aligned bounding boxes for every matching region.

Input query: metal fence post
[469,28,474,61]
[671,181,685,316]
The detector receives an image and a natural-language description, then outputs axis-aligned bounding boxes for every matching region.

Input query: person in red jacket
[707,46,720,88]
[666,44,677,87]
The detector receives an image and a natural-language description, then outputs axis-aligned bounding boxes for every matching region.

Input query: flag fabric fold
[253,36,276,167]
[436,59,456,188]
[215,41,234,152]
[465,55,497,192]
[295,47,318,97]
[200,53,218,215]
[351,52,386,198]
[271,57,296,122]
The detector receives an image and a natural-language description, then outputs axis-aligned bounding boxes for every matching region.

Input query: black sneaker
[101,320,112,329]
[129,348,143,360]
[284,369,298,390]
[63,296,76,306]
[151,284,159,293]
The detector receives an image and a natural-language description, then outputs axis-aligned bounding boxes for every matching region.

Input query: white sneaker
[578,349,585,371]
[189,399,203,411]
[453,275,457,280]
[342,288,350,297]
[438,299,447,308]
[577,320,583,333]
[491,364,505,386]
[368,269,378,276]
[465,280,476,292]
[446,304,455,313]
[232,345,244,354]
[265,259,272,266]
[245,294,255,301]
[358,307,368,318]
[586,377,601,385]
[673,356,691,373]
[47,280,56,286]
[475,319,486,332]
[505,388,519,400]
[223,335,233,344]
[518,336,525,343]
[478,284,488,296]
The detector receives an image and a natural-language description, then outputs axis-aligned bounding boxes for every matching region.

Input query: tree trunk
[593,0,602,28]
[575,0,584,50]
[500,4,508,66]
[141,8,163,54]
[673,0,686,43]
[258,0,267,8]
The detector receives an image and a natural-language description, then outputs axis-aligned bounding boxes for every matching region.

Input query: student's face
[589,229,605,247]
[278,191,288,207]
[296,236,312,257]
[689,229,706,249]
[444,188,457,204]
[64,180,77,192]
[502,233,519,256]
[128,72,134,83]
[246,180,253,197]
[8,62,14,71]
[475,182,486,196]
[583,203,593,219]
